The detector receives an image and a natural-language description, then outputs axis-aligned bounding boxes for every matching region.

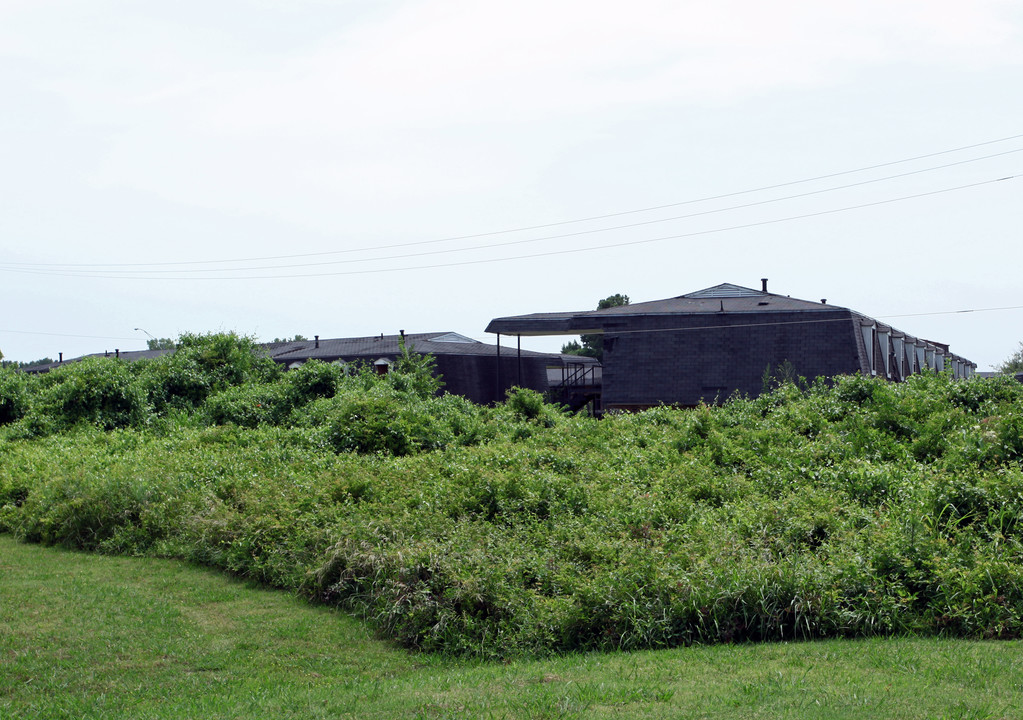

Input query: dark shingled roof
[21,348,175,373]
[486,283,843,335]
[269,332,561,363]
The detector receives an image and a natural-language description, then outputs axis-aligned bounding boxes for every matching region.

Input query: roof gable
[681,283,765,299]
[428,332,477,344]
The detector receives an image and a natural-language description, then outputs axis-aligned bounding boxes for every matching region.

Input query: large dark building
[266,332,563,405]
[487,282,977,411]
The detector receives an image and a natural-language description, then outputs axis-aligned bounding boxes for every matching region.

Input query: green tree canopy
[560,293,630,362]
[146,338,177,351]
[995,342,1023,374]
[2,357,54,370]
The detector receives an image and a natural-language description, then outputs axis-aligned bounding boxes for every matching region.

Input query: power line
[5,148,1018,276]
[0,329,139,341]
[4,133,1022,270]
[2,174,1014,281]
[877,305,1023,320]
[7,303,1022,359]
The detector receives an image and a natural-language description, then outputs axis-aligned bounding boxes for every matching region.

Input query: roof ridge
[680,283,765,299]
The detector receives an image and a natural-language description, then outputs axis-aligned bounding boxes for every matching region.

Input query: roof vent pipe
[761,278,768,292]
[400,329,405,340]
[59,352,63,363]
[314,335,319,348]
[115,348,120,359]
[821,299,827,304]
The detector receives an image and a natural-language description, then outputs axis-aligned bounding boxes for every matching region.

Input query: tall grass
[2,337,1023,656]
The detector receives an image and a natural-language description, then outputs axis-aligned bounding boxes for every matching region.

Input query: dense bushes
[143,332,281,412]
[2,352,1023,657]
[0,370,31,425]
[28,358,149,433]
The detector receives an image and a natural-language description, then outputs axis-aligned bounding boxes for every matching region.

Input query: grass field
[2,535,1021,719]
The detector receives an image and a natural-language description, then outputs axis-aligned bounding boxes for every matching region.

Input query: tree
[271,334,309,343]
[995,342,1023,374]
[1,357,54,370]
[147,338,177,351]
[560,293,630,362]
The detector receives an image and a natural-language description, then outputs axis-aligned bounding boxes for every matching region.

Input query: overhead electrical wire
[3,148,1019,277]
[0,329,141,342]
[1,173,1016,281]
[2,133,1021,272]
[5,135,1019,364]
[6,302,1023,351]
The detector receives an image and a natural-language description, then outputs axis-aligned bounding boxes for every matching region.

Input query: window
[878,330,891,378]
[860,323,876,375]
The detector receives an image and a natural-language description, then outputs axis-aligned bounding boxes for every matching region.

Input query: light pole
[134,327,157,349]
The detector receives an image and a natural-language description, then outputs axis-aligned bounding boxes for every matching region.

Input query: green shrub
[141,332,281,412]
[29,357,150,432]
[307,387,452,456]
[7,368,1023,657]
[202,382,289,428]
[387,341,444,399]
[0,368,32,425]
[503,387,564,429]
[281,359,344,406]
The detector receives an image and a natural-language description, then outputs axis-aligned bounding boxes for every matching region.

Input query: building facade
[487,283,976,411]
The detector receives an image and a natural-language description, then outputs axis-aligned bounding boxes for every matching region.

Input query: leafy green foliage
[388,338,444,399]
[28,357,150,432]
[201,382,289,428]
[996,341,1023,374]
[2,356,56,370]
[561,293,630,360]
[4,361,1023,658]
[145,337,177,350]
[0,368,32,425]
[139,331,280,413]
[281,358,344,405]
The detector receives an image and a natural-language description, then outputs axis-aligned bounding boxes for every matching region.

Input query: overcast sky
[2,1,1021,370]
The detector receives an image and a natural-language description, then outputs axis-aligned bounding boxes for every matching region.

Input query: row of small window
[860,324,975,380]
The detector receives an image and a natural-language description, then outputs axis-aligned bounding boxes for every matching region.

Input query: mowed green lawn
[1,535,1021,720]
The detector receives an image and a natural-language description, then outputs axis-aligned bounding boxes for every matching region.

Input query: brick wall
[601,309,862,408]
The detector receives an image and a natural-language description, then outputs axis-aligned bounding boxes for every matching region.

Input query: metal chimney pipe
[315,335,319,348]
[59,352,63,363]
[761,278,768,292]
[115,348,120,359]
